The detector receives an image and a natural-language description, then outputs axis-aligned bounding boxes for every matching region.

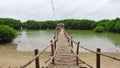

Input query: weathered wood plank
[46,28,81,68]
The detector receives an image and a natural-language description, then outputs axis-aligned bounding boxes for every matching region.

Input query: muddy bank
[0,51,120,68]
[0,43,17,50]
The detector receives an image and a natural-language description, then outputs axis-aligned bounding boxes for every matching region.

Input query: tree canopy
[0,18,22,30]
[0,17,120,33]
[0,25,17,44]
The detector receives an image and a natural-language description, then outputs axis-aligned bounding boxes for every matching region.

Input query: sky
[0,0,120,21]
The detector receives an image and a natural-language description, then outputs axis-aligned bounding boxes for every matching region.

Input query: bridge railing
[20,39,57,68]
[20,30,59,68]
[42,45,58,68]
[72,39,120,68]
[64,30,120,68]
[69,41,93,68]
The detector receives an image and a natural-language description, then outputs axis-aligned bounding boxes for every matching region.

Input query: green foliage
[24,20,40,29]
[77,19,96,30]
[0,18,22,29]
[115,21,120,33]
[22,18,120,33]
[93,26,105,33]
[106,18,120,32]
[1,17,120,33]
[23,20,57,29]
[106,20,116,32]
[40,20,57,29]
[22,19,96,30]
[0,25,17,44]
[57,19,96,30]
[96,19,110,30]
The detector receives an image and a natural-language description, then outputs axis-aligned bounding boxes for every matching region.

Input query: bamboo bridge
[20,26,120,68]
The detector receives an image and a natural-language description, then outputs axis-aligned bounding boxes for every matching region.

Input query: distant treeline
[0,18,120,33]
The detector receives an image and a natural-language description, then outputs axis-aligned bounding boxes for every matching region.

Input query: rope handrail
[65,31,92,67]
[42,47,58,68]
[68,42,93,68]
[20,28,59,68]
[20,45,51,68]
[71,39,120,61]
[20,39,57,68]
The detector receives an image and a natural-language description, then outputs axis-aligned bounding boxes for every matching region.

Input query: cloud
[53,0,111,20]
[0,0,120,21]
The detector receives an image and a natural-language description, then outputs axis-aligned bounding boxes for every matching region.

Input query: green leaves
[0,25,17,44]
[93,26,105,33]
[115,21,120,33]
[0,17,120,33]
[0,18,22,30]
[59,19,96,30]
[23,20,57,29]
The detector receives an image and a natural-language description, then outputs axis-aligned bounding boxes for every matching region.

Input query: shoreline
[0,51,120,68]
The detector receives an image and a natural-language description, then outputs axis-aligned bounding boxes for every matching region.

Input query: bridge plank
[47,29,81,68]
[48,29,80,68]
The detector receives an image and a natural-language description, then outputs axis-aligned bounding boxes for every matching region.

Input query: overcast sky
[0,0,120,21]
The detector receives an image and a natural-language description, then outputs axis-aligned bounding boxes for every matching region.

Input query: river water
[1,30,120,52]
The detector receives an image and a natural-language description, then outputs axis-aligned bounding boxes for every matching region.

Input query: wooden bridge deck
[47,29,80,68]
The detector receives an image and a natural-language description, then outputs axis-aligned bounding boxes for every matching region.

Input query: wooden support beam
[96,48,101,68]
[50,40,54,64]
[76,41,80,65]
[54,40,57,49]
[71,37,73,53]
[71,37,73,48]
[34,49,40,68]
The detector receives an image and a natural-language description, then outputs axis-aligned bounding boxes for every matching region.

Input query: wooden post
[50,40,54,64]
[54,36,55,39]
[71,37,73,53]
[76,42,80,65]
[67,34,70,43]
[54,40,57,49]
[34,49,40,68]
[96,48,101,68]
[57,30,59,37]
[71,37,73,48]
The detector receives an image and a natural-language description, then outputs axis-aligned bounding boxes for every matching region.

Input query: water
[67,30,120,52]
[0,30,120,52]
[14,30,55,51]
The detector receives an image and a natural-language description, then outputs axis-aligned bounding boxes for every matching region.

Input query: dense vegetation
[22,18,120,33]
[0,18,22,30]
[93,26,105,33]
[23,20,57,29]
[0,25,17,44]
[0,17,120,33]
